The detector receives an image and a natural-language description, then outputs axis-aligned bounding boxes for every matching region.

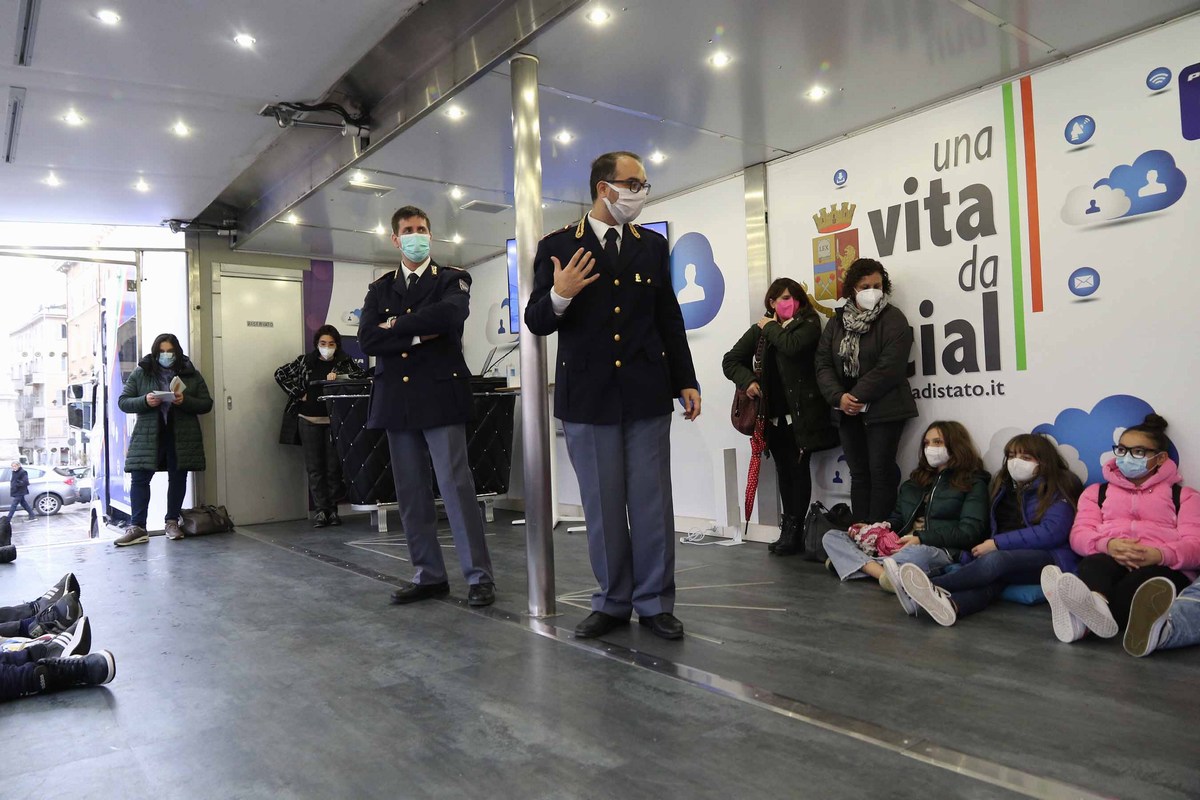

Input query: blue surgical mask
[1115,453,1151,480]
[399,233,431,263]
[158,352,176,368]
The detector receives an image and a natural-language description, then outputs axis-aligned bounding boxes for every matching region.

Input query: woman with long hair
[114,333,213,546]
[895,433,1082,625]
[722,278,837,554]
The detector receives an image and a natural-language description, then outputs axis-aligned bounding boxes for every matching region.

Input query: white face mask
[1007,458,1039,483]
[856,288,883,310]
[602,183,648,226]
[318,346,336,360]
[925,446,950,468]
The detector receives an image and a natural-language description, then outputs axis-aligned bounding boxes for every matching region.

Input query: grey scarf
[837,295,890,379]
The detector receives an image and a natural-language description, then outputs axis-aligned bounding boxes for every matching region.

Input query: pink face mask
[774,298,798,320]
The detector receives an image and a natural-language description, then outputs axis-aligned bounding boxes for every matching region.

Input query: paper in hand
[170,376,185,394]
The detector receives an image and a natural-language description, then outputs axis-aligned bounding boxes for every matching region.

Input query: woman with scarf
[722,278,838,555]
[815,258,918,523]
[275,325,366,528]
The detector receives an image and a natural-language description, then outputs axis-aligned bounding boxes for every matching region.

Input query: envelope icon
[1073,275,1095,289]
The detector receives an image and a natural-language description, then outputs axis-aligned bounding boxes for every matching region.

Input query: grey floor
[1,509,1196,800]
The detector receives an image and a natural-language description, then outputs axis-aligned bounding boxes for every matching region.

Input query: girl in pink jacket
[1041,414,1200,643]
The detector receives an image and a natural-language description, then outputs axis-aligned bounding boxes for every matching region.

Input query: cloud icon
[1060,150,1187,226]
[1032,394,1178,485]
[1061,185,1130,224]
[669,232,725,331]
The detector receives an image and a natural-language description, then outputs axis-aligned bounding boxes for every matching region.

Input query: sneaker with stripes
[27,592,82,638]
[36,650,116,691]
[33,573,81,614]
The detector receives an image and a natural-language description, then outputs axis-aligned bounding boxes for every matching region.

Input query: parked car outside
[54,466,92,503]
[1,466,80,515]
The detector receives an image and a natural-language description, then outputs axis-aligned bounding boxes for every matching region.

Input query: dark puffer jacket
[10,467,30,498]
[722,305,838,452]
[118,355,213,472]
[886,468,991,560]
[814,303,918,426]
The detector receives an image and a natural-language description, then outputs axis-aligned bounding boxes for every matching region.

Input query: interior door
[218,274,307,524]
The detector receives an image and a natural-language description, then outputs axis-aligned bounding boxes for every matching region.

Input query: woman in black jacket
[275,325,365,527]
[723,278,838,554]
[815,258,918,523]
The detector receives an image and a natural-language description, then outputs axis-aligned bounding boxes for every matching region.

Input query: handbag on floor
[800,501,853,562]
[179,505,235,536]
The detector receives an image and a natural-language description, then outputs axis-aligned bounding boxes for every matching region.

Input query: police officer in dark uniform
[525,151,701,640]
[359,205,495,607]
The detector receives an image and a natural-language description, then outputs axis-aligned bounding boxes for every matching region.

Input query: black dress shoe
[638,613,684,640]
[389,581,450,604]
[574,611,629,639]
[467,582,496,607]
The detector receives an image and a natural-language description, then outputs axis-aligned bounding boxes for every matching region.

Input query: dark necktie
[604,228,619,266]
[406,271,419,293]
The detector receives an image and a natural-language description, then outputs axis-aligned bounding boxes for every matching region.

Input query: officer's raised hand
[552,247,599,298]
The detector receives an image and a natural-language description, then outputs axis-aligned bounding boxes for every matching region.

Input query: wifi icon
[1147,67,1172,91]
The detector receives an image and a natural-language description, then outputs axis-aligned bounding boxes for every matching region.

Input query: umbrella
[743,415,768,533]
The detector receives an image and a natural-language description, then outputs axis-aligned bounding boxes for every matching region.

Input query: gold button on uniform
[613,279,620,286]
[613,334,621,342]
[615,360,622,368]
[614,306,621,314]
[402,376,410,383]
[401,352,408,358]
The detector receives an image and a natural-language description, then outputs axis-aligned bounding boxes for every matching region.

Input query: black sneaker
[327,510,342,527]
[313,510,329,529]
[37,650,116,690]
[0,516,11,547]
[0,545,14,563]
[33,573,81,613]
[44,617,92,659]
[28,592,82,637]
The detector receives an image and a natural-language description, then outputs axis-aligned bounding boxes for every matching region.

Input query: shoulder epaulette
[541,221,577,241]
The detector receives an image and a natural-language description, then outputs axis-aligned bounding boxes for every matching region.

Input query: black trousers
[298,419,343,512]
[765,421,813,520]
[1077,554,1192,628]
[837,415,907,523]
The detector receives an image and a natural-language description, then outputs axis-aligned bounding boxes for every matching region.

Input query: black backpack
[1096,482,1182,516]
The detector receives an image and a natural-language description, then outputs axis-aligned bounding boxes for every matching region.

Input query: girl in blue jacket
[893,433,1081,625]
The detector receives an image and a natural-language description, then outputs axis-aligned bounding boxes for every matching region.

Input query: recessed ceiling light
[172,121,190,137]
[352,171,367,182]
[804,85,829,100]
[44,172,61,187]
[62,109,85,126]
[374,224,387,235]
[444,105,466,120]
[450,187,465,200]
[452,233,464,244]
[554,131,574,144]
[285,212,299,225]
[649,151,667,164]
[586,8,611,25]
[134,177,150,192]
[709,51,733,68]
[233,33,256,48]
[96,9,121,25]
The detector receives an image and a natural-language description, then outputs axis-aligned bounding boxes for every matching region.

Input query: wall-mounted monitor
[506,220,668,335]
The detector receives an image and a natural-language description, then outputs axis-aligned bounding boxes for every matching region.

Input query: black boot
[771,513,803,556]
[766,519,786,553]
[0,516,11,547]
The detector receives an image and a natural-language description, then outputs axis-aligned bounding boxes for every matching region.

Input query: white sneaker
[900,564,957,626]
[1124,577,1177,657]
[1058,572,1118,638]
[883,558,917,616]
[1041,565,1086,643]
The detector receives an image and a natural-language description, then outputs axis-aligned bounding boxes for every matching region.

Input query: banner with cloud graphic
[1061,150,1187,225]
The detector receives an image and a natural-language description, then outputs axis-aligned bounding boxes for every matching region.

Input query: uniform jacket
[10,467,29,498]
[117,355,213,472]
[1070,459,1200,579]
[886,469,991,559]
[722,306,838,452]
[524,218,698,424]
[358,261,474,431]
[274,351,366,417]
[814,304,918,426]
[961,479,1079,573]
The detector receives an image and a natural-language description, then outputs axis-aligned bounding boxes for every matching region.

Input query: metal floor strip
[235,528,1110,800]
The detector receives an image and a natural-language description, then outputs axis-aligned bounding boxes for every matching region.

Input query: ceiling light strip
[945,0,1057,54]
[14,0,41,67]
[4,87,26,163]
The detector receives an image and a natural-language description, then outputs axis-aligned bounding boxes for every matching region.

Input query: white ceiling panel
[969,0,1200,53]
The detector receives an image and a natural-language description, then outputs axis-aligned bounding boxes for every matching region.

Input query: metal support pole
[511,53,555,618]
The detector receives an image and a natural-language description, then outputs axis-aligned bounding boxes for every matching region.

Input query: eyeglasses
[607,178,651,195]
[1113,445,1160,459]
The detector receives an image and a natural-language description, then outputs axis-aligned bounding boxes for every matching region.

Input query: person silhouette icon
[832,469,844,485]
[675,262,706,305]
[1085,199,1101,215]
[1139,169,1167,197]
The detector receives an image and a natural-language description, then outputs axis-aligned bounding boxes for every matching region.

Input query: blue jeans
[822,529,952,581]
[1160,575,1200,650]
[932,549,1053,618]
[6,496,33,520]
[130,431,187,528]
